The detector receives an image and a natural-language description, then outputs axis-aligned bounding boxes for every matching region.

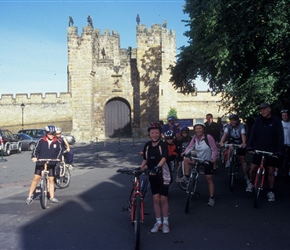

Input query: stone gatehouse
[0,20,226,142]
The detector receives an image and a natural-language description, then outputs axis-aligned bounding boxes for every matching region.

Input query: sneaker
[274,171,278,177]
[150,223,162,233]
[162,223,170,234]
[207,197,215,207]
[267,191,275,202]
[68,164,74,170]
[49,197,59,203]
[244,177,251,186]
[26,196,33,205]
[175,175,180,183]
[246,182,254,192]
[225,161,230,168]
[178,176,188,182]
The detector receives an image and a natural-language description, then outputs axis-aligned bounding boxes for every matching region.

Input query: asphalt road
[0,138,290,250]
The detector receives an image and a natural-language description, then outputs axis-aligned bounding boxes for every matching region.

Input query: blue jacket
[32,136,62,165]
[247,115,284,154]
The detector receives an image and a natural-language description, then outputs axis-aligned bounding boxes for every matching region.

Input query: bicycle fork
[254,167,265,190]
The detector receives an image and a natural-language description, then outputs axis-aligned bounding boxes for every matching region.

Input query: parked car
[18,129,46,139]
[0,129,22,156]
[14,133,39,151]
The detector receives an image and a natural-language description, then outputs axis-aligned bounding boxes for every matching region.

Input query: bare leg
[28,175,41,197]
[152,194,161,218]
[205,175,214,197]
[49,177,55,198]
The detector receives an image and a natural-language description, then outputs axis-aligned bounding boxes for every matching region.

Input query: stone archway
[105,97,131,138]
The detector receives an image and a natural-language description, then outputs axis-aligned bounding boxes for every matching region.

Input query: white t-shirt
[281,120,290,145]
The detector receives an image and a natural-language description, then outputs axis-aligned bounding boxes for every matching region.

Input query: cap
[259,103,270,109]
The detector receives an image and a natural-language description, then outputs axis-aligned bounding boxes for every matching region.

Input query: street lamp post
[21,103,25,129]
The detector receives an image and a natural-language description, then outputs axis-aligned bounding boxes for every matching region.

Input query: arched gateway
[105,98,131,138]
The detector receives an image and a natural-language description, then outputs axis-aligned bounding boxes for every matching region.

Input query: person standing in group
[204,113,221,143]
[161,116,180,138]
[180,123,218,206]
[220,114,249,185]
[281,109,290,176]
[247,103,284,202]
[26,125,62,205]
[140,122,171,233]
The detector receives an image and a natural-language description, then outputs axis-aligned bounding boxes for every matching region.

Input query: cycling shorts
[34,164,56,177]
[251,154,280,168]
[149,175,169,197]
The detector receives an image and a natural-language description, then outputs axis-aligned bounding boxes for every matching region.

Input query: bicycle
[176,142,190,190]
[252,150,277,208]
[38,159,59,209]
[117,167,150,250]
[224,143,242,191]
[54,154,72,189]
[185,156,207,213]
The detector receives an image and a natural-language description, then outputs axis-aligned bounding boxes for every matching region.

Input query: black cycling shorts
[149,175,169,197]
[34,164,56,177]
[251,154,280,168]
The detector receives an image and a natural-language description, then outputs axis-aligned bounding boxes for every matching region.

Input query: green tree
[170,0,290,118]
[167,107,178,119]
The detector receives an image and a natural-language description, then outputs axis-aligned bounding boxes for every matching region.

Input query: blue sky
[0,0,207,96]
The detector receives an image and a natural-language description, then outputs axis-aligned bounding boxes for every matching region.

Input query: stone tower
[67,20,177,141]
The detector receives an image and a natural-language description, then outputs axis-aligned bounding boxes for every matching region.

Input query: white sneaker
[225,161,230,168]
[162,223,170,233]
[246,182,254,192]
[267,191,275,202]
[178,176,188,182]
[207,197,215,207]
[150,223,162,233]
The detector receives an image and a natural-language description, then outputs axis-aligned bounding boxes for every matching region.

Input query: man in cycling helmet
[164,130,178,183]
[162,116,180,138]
[26,125,62,205]
[140,122,171,233]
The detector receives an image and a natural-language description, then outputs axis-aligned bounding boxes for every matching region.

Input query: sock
[163,217,169,225]
[210,196,214,199]
[156,217,162,225]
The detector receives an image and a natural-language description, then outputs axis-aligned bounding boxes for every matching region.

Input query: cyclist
[180,123,218,206]
[55,127,74,170]
[164,130,178,183]
[220,114,249,185]
[140,122,171,234]
[281,109,290,176]
[26,125,62,205]
[247,103,284,202]
[176,126,192,182]
[161,116,180,138]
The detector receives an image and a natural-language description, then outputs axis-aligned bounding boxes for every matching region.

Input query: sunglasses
[166,138,174,140]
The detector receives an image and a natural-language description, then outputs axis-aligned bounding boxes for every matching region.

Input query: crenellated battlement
[0,92,71,104]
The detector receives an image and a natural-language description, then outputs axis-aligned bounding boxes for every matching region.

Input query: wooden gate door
[105,98,131,138]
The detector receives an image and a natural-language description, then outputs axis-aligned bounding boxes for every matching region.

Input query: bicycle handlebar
[117,168,150,176]
[253,150,277,157]
[36,159,60,162]
[224,143,242,148]
[190,156,207,163]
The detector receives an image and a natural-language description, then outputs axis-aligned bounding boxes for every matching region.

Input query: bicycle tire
[40,178,48,209]
[253,171,262,208]
[55,167,71,189]
[229,157,235,192]
[185,177,195,213]
[178,165,187,191]
[134,195,141,250]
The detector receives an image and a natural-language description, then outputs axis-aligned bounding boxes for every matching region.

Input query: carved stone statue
[87,15,93,27]
[136,14,140,25]
[68,16,74,27]
[162,19,167,28]
[101,48,106,59]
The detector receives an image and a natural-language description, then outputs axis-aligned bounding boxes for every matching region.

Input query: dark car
[63,134,76,145]
[18,129,46,139]
[14,133,39,151]
[0,129,22,156]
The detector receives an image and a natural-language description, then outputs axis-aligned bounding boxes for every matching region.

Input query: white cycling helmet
[55,127,62,134]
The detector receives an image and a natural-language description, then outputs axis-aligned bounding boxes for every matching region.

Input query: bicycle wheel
[55,167,71,189]
[40,177,48,209]
[134,195,141,250]
[185,177,195,213]
[178,164,187,191]
[253,171,262,208]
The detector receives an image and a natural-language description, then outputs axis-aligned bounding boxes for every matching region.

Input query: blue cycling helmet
[229,114,239,120]
[164,130,174,139]
[45,125,56,134]
[181,126,189,133]
[167,116,175,121]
